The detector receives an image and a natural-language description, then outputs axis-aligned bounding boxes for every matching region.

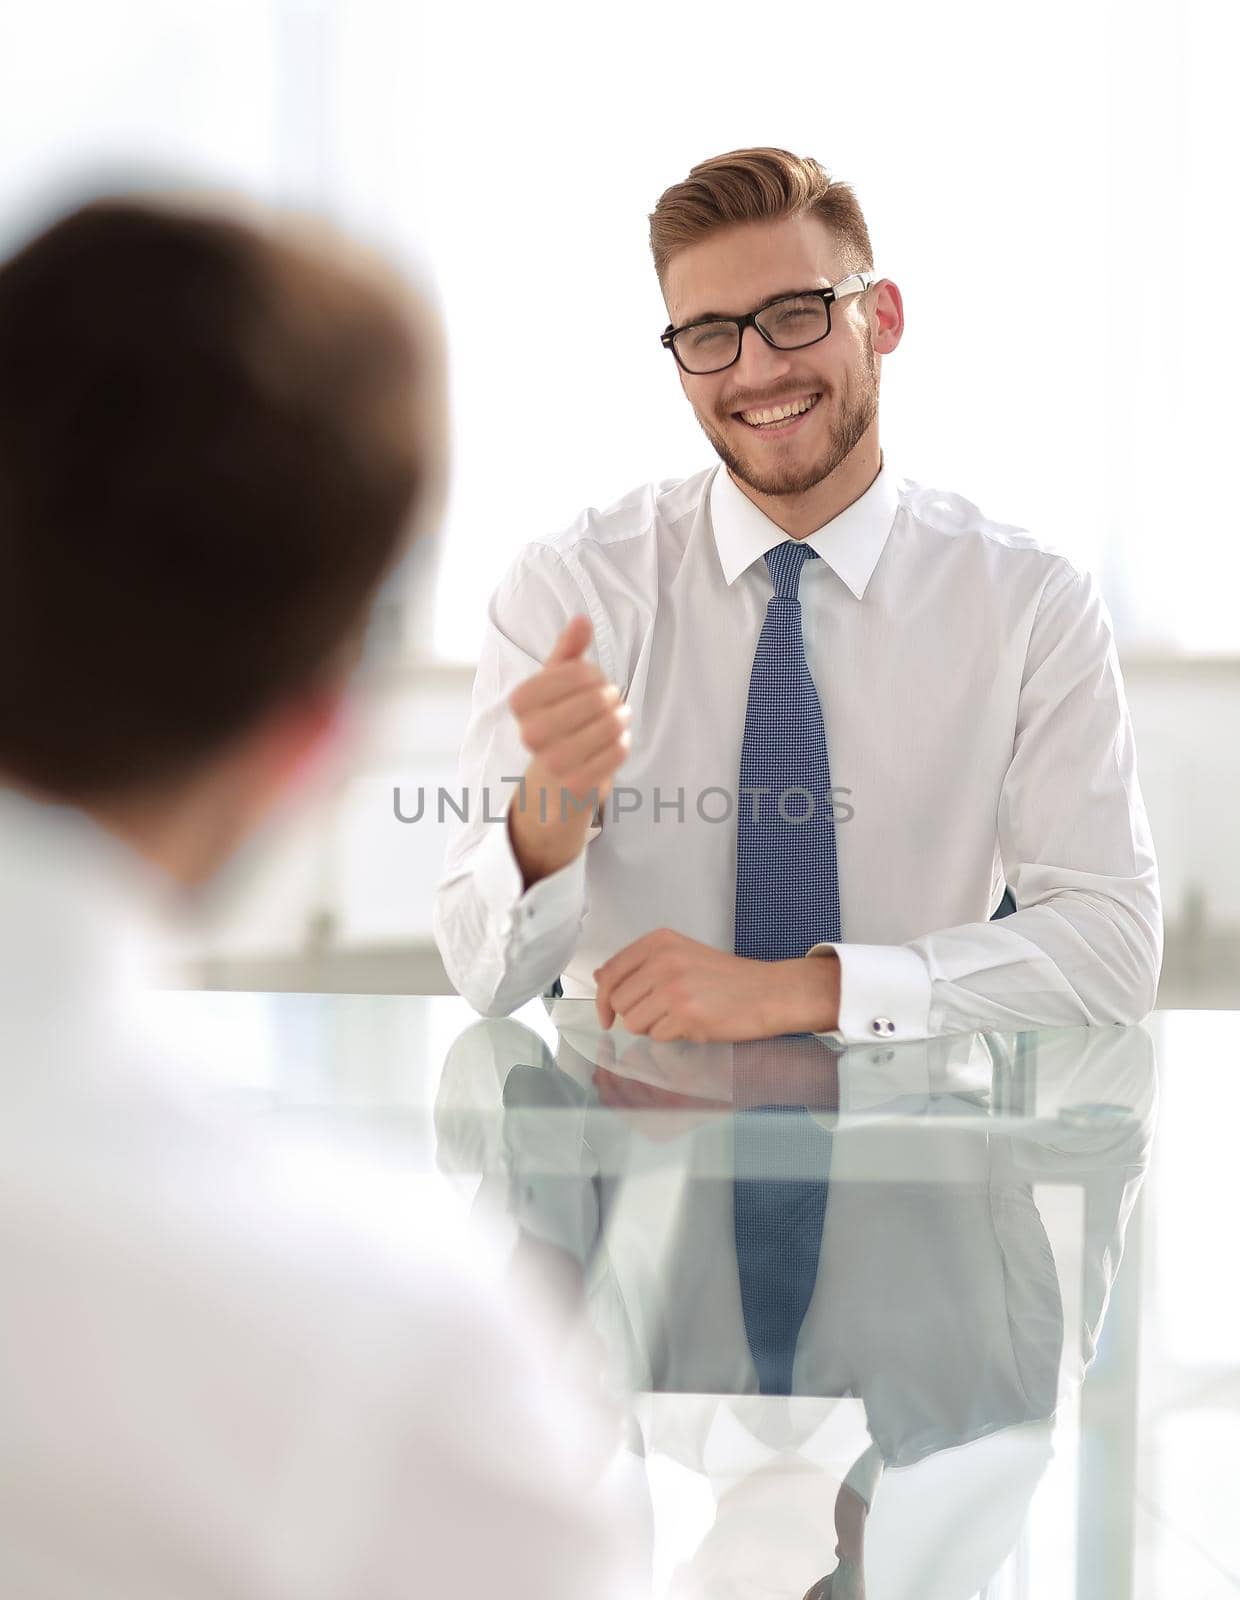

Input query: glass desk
[150,994,1238,1600]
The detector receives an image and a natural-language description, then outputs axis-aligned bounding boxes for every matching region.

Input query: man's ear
[869,278,904,356]
[250,685,353,806]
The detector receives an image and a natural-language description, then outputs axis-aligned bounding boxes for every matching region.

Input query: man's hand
[592,1031,839,1115]
[506,615,630,890]
[592,928,840,1042]
[591,1061,732,1142]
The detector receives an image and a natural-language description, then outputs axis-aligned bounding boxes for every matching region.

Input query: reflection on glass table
[154,990,1188,1598]
[436,1009,1156,1600]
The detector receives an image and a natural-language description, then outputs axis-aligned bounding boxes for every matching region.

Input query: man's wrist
[769,953,840,1034]
[506,795,586,890]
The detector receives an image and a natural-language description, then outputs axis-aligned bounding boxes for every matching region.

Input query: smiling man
[433,146,1162,1044]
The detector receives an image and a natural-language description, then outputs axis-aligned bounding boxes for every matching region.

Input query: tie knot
[764,539,818,599]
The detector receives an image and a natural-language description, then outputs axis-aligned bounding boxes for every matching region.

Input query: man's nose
[731,323,795,391]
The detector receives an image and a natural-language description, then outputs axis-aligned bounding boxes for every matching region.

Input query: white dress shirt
[433,454,1162,1042]
[0,785,647,1600]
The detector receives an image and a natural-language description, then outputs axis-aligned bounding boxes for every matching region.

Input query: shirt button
[870,1017,896,1037]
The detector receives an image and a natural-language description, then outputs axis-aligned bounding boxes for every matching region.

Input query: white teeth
[739,393,820,427]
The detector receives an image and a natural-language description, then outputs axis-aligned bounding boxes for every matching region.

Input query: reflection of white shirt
[439,1011,1153,1432]
[506,1043,1063,1442]
[433,455,1162,1041]
[0,786,647,1600]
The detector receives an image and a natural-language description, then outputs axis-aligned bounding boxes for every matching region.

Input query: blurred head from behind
[649,148,902,507]
[0,191,444,886]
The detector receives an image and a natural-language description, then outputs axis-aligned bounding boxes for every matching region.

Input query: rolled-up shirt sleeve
[808,563,1163,1042]
[432,543,605,1017]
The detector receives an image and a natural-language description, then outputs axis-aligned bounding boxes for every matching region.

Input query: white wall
[1121,660,1240,930]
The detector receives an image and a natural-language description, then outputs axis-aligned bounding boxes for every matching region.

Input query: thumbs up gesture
[505,615,631,888]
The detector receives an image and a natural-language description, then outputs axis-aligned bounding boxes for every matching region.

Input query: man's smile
[732,390,822,432]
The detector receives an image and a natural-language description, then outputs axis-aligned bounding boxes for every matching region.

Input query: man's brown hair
[649,147,874,287]
[0,193,441,801]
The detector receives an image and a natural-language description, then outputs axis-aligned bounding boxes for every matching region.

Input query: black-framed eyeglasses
[660,272,879,375]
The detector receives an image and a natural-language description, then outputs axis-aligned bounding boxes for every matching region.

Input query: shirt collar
[708,453,901,598]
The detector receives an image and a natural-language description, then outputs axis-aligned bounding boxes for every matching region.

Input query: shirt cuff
[805,940,933,1044]
[472,808,588,946]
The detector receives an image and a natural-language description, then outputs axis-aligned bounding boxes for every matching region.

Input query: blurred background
[2,0,1235,1003]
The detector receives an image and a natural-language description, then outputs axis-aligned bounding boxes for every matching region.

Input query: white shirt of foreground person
[434,456,1162,1041]
[0,785,649,1600]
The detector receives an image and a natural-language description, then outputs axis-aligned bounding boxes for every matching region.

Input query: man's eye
[684,324,730,350]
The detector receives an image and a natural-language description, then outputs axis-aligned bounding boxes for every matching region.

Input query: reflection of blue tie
[732,1082,833,1395]
[734,539,841,962]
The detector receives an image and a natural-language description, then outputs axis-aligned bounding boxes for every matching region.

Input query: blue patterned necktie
[731,539,841,1394]
[734,539,841,962]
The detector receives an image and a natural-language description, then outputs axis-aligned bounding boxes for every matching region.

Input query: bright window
[3,0,1235,659]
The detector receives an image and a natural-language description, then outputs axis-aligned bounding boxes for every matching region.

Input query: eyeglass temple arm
[832,270,879,298]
